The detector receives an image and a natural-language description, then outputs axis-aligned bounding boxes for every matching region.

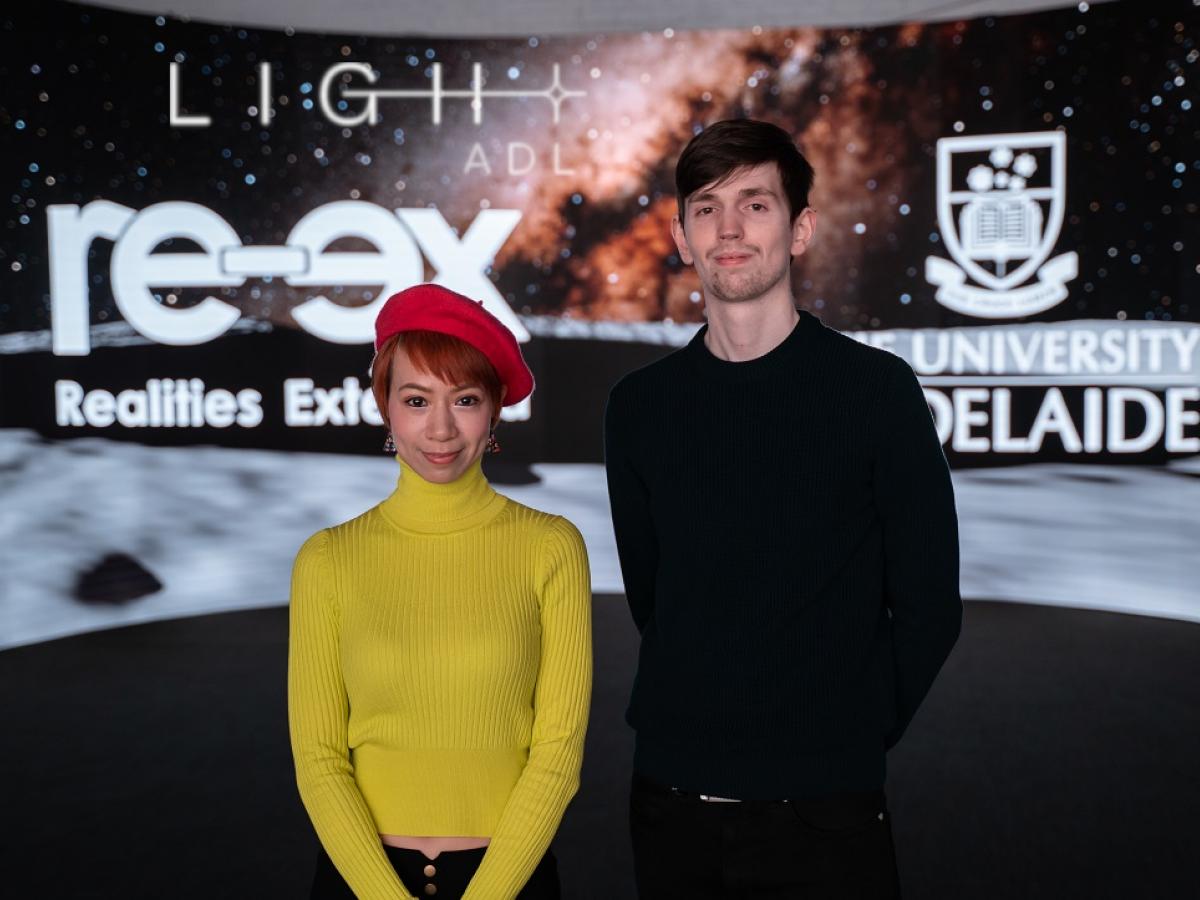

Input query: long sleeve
[462,517,593,899]
[873,360,963,749]
[604,381,659,633]
[287,530,415,900]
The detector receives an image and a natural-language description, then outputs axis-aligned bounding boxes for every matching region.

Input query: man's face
[671,162,815,305]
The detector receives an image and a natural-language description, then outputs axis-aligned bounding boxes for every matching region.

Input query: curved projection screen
[1,0,1197,648]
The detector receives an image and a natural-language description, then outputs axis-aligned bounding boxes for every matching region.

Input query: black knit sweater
[604,310,962,801]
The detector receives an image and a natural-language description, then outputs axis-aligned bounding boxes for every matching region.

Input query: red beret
[373,284,534,406]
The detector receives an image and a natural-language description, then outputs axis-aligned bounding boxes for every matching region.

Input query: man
[604,118,961,898]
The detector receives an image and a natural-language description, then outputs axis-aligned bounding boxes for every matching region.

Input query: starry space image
[0,0,1195,338]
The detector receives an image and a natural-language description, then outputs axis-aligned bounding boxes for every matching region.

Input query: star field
[0,0,1195,334]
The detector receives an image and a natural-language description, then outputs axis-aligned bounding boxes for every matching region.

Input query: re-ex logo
[46,200,526,354]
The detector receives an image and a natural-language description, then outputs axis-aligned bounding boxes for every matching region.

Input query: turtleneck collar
[378,457,506,534]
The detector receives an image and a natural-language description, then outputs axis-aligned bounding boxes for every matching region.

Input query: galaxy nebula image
[1,0,1195,338]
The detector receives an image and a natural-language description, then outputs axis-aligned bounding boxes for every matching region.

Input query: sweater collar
[687,308,820,382]
[378,457,506,534]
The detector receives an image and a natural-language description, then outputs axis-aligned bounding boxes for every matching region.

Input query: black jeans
[311,844,560,899]
[630,774,900,899]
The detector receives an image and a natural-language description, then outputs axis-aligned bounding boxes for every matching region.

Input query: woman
[288,284,592,900]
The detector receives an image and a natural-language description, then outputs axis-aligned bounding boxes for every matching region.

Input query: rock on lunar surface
[74,552,163,605]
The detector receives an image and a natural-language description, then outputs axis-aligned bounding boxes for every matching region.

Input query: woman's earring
[486,427,501,454]
[383,433,396,454]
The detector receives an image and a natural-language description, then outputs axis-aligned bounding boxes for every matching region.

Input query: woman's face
[386,345,497,484]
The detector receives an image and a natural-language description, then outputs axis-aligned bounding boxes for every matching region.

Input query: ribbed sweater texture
[604,310,962,801]
[288,458,592,899]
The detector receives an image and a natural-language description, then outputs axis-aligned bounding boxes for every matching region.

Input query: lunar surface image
[3,429,1197,650]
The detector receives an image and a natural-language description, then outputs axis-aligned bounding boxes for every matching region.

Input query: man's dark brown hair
[675,119,815,226]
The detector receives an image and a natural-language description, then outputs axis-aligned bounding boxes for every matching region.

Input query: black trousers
[310,844,560,899]
[630,774,901,900]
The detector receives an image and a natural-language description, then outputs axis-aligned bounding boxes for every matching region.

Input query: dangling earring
[383,432,396,454]
[486,426,501,454]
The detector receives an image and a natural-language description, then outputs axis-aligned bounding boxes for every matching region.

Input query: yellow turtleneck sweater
[288,458,592,899]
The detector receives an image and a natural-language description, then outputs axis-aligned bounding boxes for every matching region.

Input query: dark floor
[2,598,1199,899]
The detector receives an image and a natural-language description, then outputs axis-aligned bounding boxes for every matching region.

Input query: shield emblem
[936,131,1068,292]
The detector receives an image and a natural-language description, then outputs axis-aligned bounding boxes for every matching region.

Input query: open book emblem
[926,131,1078,319]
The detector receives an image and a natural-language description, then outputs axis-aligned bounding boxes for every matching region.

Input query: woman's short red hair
[371,330,504,428]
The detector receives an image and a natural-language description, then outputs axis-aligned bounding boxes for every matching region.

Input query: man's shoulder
[808,313,914,384]
[810,312,899,360]
[607,344,691,406]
